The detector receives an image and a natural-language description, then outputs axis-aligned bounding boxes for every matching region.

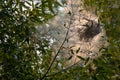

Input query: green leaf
[48,0,54,13]
[25,1,32,6]
[55,1,62,7]
[23,4,30,9]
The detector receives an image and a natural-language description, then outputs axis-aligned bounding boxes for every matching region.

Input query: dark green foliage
[0,0,60,80]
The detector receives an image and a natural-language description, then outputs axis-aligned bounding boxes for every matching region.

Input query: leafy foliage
[0,0,60,80]
[0,0,120,80]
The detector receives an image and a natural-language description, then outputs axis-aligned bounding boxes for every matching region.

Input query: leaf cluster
[0,0,60,80]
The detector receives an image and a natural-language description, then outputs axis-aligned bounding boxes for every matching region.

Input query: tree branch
[46,61,80,77]
[40,11,73,80]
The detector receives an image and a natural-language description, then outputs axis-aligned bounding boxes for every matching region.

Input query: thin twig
[40,10,73,80]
